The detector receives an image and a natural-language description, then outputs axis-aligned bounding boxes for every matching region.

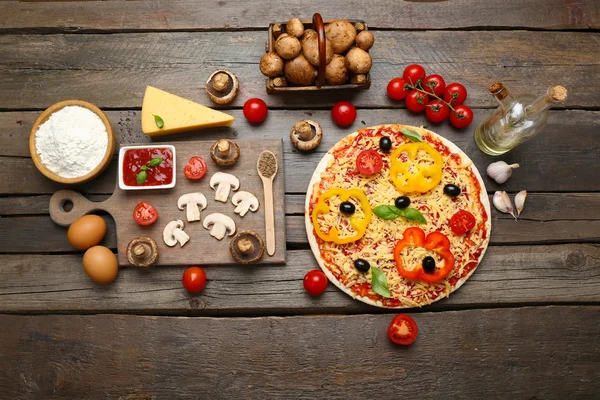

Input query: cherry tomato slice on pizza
[133,201,158,226]
[449,210,476,235]
[184,156,208,180]
[356,150,383,176]
[388,314,419,345]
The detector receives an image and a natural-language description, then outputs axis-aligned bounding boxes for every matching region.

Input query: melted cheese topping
[309,126,489,307]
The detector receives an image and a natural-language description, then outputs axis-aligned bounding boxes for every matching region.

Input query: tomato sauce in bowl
[118,145,176,190]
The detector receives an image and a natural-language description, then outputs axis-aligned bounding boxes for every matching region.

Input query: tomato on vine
[403,64,426,86]
[387,78,410,101]
[449,105,474,129]
[443,83,468,106]
[405,90,429,113]
[422,74,446,97]
[425,100,450,123]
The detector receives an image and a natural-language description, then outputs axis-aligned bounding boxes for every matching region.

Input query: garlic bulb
[487,161,520,184]
[515,190,527,216]
[493,191,516,220]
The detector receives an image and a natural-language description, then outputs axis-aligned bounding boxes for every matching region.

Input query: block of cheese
[141,86,235,136]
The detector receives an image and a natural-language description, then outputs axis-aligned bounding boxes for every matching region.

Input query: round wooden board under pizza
[305,125,491,308]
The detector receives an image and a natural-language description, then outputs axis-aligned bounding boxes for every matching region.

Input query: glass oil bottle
[474,82,567,155]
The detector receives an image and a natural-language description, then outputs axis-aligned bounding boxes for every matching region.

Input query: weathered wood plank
[1,31,598,109]
[0,308,598,399]
[5,192,599,220]
[1,193,598,251]
[2,109,599,194]
[1,0,597,32]
[0,245,598,314]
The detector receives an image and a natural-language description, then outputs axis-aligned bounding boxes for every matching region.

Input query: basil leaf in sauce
[148,157,163,167]
[400,128,423,142]
[373,205,403,220]
[401,208,427,224]
[153,114,164,129]
[136,170,147,185]
[371,267,391,298]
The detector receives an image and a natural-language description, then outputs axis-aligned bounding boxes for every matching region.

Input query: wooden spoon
[257,151,278,256]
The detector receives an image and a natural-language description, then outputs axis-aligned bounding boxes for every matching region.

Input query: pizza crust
[305,125,491,309]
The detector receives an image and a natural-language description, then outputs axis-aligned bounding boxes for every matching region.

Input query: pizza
[305,124,491,308]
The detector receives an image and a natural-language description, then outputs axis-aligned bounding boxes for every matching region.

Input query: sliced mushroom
[231,191,259,217]
[127,237,158,268]
[210,139,240,166]
[177,192,207,222]
[205,69,239,105]
[210,172,240,203]
[290,120,322,151]
[230,230,265,264]
[203,213,236,240]
[163,220,190,247]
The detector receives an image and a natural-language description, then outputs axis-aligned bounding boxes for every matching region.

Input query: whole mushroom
[286,18,305,38]
[301,29,317,44]
[284,54,316,86]
[210,138,240,167]
[325,20,357,54]
[355,30,375,51]
[325,54,349,85]
[274,33,302,60]
[290,120,322,151]
[260,52,284,77]
[205,69,239,105]
[345,47,372,74]
[127,237,158,268]
[302,35,333,68]
[230,230,265,264]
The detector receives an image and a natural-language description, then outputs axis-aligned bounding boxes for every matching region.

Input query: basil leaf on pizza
[402,208,427,224]
[373,205,426,224]
[373,205,403,220]
[400,128,423,142]
[371,267,391,298]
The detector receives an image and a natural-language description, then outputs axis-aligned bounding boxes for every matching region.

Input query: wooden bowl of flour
[29,100,116,185]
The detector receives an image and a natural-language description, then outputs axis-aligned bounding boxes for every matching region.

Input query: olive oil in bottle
[474,82,567,155]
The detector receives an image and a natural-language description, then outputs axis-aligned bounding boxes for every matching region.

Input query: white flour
[35,106,108,178]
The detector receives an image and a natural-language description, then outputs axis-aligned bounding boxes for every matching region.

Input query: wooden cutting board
[49,139,286,266]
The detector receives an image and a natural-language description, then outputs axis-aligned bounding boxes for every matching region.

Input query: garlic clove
[487,161,520,184]
[493,191,517,220]
[515,190,527,216]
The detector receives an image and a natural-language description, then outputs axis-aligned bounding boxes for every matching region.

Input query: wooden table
[1,1,599,398]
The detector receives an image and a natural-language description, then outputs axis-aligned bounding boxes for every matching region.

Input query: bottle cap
[550,85,567,102]
[489,82,507,100]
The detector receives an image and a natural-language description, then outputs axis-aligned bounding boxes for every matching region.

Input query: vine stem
[407,81,457,112]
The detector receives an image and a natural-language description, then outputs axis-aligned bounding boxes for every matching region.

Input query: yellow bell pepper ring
[390,142,444,193]
[311,188,373,244]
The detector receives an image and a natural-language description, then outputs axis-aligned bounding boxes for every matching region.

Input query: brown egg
[83,246,119,284]
[67,215,107,250]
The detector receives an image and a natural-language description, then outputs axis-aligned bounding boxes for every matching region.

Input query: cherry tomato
[388,314,418,345]
[402,64,426,86]
[184,156,207,180]
[449,105,474,129]
[182,266,207,293]
[303,270,328,295]
[387,78,410,101]
[405,90,429,113]
[422,74,446,97]
[443,83,468,106]
[243,98,268,124]
[331,101,357,127]
[133,201,158,226]
[425,100,450,124]
[356,150,383,176]
[449,210,476,235]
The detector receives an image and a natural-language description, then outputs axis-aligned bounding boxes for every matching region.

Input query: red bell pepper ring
[393,227,455,283]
